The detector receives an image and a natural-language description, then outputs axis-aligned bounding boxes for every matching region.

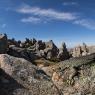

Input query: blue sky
[0,0,95,47]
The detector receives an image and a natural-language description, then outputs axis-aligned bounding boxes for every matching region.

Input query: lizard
[51,53,95,85]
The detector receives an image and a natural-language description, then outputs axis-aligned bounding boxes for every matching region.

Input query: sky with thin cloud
[0,0,95,47]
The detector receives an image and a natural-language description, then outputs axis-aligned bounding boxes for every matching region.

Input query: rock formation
[44,40,58,60]
[1,53,95,95]
[0,33,95,95]
[72,43,89,57]
[57,42,70,60]
[0,54,59,95]
[8,38,20,47]
[42,53,95,95]
[0,33,94,61]
[81,43,88,56]
[0,34,8,54]
[7,45,39,62]
[72,45,83,57]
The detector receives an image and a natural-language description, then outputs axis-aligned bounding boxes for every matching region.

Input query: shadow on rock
[0,69,24,95]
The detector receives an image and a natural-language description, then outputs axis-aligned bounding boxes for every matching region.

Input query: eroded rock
[0,34,8,53]
[0,54,60,95]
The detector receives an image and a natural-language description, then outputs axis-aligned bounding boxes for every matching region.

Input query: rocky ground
[1,34,95,95]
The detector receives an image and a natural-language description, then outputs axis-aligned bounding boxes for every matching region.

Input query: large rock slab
[0,54,60,95]
[1,53,95,95]
[42,54,95,95]
[7,45,40,62]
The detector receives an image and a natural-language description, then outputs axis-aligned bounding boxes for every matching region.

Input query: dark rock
[44,40,58,60]
[8,38,21,47]
[7,45,38,62]
[0,68,24,95]
[35,40,45,51]
[57,42,70,60]
[32,38,37,45]
[0,34,8,54]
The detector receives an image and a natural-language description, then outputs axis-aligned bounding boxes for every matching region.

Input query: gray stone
[7,45,38,62]
[72,45,82,57]
[0,54,60,95]
[44,40,58,60]
[57,42,70,60]
[0,34,8,53]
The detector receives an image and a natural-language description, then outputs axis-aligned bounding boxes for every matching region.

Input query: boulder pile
[0,34,71,62]
[72,43,89,57]
[0,34,95,95]
[0,34,94,62]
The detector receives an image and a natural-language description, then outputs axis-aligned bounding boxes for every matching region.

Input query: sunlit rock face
[0,54,59,95]
[72,43,89,57]
[44,40,59,60]
[1,33,95,95]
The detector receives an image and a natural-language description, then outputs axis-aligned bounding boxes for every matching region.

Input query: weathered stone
[57,42,70,60]
[32,38,37,45]
[19,38,37,48]
[8,38,20,47]
[0,54,60,95]
[19,41,26,48]
[7,45,38,62]
[0,34,8,53]
[42,54,95,95]
[81,43,88,56]
[72,43,89,57]
[44,40,58,60]
[72,45,82,57]
[35,40,45,51]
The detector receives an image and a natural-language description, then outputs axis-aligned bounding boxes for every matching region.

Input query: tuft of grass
[33,58,58,66]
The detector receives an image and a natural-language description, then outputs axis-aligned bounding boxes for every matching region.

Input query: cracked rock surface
[0,54,95,95]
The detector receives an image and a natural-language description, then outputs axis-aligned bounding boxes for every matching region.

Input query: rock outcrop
[0,54,60,95]
[88,46,95,54]
[44,40,58,60]
[1,54,95,95]
[0,34,70,61]
[42,53,95,95]
[19,38,37,48]
[81,43,88,56]
[57,42,70,60]
[72,45,82,57]
[0,33,95,62]
[8,38,21,47]
[7,45,39,62]
[0,34,8,54]
[72,43,89,57]
[0,33,95,95]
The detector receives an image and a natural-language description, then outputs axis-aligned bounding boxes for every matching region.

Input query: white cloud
[73,19,95,30]
[21,17,41,23]
[2,24,6,28]
[63,2,78,6]
[16,4,95,30]
[17,6,77,21]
